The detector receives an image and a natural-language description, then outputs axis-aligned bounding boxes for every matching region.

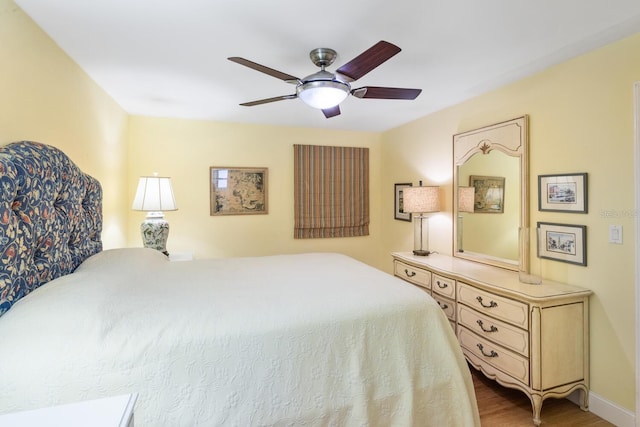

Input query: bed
[0,141,480,426]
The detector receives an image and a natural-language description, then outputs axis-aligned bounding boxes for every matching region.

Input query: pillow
[75,247,170,273]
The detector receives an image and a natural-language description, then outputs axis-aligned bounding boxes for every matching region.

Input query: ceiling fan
[228,41,422,119]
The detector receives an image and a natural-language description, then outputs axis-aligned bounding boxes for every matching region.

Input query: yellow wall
[127,116,386,268]
[3,0,639,414]
[0,0,129,248]
[382,33,640,410]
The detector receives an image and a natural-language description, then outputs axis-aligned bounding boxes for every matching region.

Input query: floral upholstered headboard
[0,141,102,316]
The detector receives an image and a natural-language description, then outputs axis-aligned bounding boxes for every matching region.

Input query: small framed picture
[469,175,505,213]
[394,183,412,221]
[537,222,587,266]
[538,173,588,213]
[210,167,268,216]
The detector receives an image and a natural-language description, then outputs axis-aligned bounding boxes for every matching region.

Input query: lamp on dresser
[457,186,475,252]
[402,182,440,256]
[132,173,178,256]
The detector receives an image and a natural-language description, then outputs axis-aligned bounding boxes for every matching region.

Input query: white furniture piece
[168,251,194,261]
[392,252,592,426]
[0,393,137,427]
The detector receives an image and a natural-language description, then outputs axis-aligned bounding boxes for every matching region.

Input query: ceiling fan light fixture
[229,41,421,118]
[297,80,350,109]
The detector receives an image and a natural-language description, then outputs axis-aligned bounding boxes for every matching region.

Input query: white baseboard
[567,390,635,427]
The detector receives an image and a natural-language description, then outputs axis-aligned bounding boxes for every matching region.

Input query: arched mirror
[453,116,529,271]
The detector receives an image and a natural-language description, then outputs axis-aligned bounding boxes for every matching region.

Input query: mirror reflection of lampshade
[458,186,475,213]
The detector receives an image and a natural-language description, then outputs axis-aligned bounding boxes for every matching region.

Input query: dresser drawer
[432,274,456,299]
[394,261,431,290]
[458,305,529,356]
[458,327,529,385]
[432,294,455,322]
[458,282,529,329]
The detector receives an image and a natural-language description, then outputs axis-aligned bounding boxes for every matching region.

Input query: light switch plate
[609,225,623,244]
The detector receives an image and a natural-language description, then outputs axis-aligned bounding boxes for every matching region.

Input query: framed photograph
[394,183,412,221]
[210,167,268,216]
[538,173,588,213]
[469,175,505,213]
[537,222,587,266]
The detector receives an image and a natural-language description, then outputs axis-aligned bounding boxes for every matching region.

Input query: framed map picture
[210,167,268,215]
[469,175,505,213]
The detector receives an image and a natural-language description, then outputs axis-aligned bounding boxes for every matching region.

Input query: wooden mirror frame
[452,115,529,271]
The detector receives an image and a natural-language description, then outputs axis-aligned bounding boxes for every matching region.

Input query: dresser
[392,252,592,426]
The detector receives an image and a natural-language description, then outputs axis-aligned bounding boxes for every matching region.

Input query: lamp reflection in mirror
[132,173,178,256]
[457,186,475,252]
[403,183,440,256]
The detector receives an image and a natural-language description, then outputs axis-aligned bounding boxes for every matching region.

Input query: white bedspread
[0,249,479,426]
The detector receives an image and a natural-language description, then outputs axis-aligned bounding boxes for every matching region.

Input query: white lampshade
[458,186,475,213]
[297,80,350,109]
[403,186,441,214]
[132,175,178,212]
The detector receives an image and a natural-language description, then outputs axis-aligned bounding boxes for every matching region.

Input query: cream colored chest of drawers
[392,252,592,426]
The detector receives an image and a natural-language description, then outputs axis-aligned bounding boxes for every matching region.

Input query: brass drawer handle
[477,343,498,358]
[437,301,449,310]
[476,296,498,308]
[436,280,448,289]
[404,269,416,278]
[477,319,498,333]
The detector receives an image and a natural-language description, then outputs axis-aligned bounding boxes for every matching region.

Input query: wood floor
[471,368,614,426]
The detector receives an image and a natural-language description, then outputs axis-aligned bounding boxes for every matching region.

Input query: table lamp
[132,173,177,256]
[403,183,441,256]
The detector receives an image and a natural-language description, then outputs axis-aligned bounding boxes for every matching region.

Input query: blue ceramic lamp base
[140,212,170,256]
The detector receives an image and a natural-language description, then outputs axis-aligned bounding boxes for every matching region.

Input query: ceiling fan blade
[351,86,422,100]
[240,94,297,106]
[336,41,402,82]
[322,105,341,118]
[228,57,300,83]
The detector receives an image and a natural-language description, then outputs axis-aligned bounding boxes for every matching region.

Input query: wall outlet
[609,225,623,244]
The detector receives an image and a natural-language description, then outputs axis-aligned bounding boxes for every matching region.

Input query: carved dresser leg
[579,387,590,411]
[531,394,543,426]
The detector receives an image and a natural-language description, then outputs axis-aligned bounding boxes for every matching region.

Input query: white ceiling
[14,0,640,132]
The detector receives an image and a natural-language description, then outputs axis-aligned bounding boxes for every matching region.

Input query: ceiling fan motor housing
[309,48,337,68]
